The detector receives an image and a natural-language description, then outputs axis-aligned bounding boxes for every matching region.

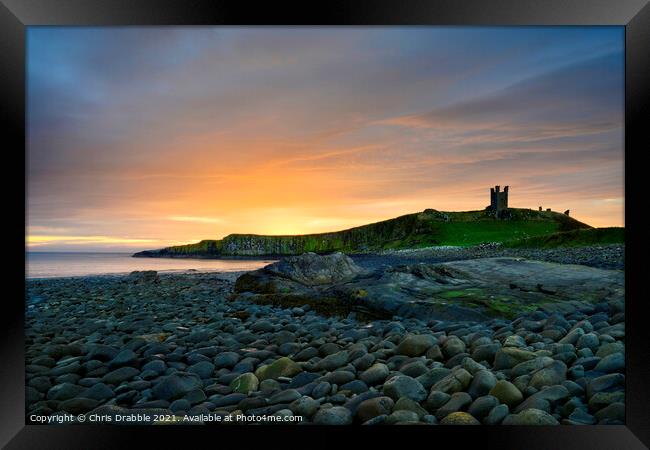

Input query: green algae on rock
[254,357,302,381]
[233,252,624,323]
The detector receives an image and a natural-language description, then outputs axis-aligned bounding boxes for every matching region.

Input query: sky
[26,27,624,252]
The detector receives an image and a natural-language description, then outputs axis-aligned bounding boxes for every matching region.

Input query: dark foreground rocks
[353,243,625,271]
[235,253,624,322]
[25,258,625,425]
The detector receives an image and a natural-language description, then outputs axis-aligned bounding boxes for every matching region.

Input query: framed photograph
[3,0,649,448]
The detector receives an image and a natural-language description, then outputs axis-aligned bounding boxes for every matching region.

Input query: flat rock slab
[444,258,623,296]
[234,254,623,322]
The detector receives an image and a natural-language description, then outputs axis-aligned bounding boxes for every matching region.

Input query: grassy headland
[133,208,593,258]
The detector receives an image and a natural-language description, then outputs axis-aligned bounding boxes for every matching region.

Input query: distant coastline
[26,252,276,279]
[133,207,603,259]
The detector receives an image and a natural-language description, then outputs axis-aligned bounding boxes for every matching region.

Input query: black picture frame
[2,0,649,448]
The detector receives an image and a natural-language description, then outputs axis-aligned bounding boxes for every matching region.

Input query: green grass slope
[133,207,592,257]
[503,227,624,248]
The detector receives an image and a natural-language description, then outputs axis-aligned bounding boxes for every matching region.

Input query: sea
[26,252,277,279]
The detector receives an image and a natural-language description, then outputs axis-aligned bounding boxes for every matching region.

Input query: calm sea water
[26,252,277,279]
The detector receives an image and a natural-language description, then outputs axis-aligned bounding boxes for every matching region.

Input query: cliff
[133,208,592,258]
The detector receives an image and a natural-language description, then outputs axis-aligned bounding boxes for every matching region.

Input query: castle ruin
[489,185,509,218]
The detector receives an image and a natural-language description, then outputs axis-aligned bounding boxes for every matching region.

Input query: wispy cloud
[168,216,224,224]
[26,235,157,247]
[26,27,624,250]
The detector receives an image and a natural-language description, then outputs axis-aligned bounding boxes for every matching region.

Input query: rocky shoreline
[353,243,625,271]
[25,250,625,426]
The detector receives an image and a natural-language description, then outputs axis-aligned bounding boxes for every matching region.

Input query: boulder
[265,252,363,286]
[528,360,567,389]
[435,392,473,420]
[489,380,523,408]
[229,373,259,394]
[468,395,499,420]
[360,363,390,385]
[594,352,624,373]
[82,383,115,401]
[313,406,353,425]
[125,270,159,284]
[108,349,139,369]
[493,347,537,370]
[442,336,466,358]
[46,383,84,401]
[313,351,349,371]
[268,389,302,405]
[431,368,472,395]
[235,252,363,296]
[357,396,395,422]
[101,367,139,385]
[439,412,480,425]
[60,398,100,414]
[396,334,437,357]
[393,397,428,419]
[502,408,559,425]
[289,396,320,418]
[416,368,452,390]
[467,370,497,398]
[484,404,509,425]
[383,376,427,402]
[255,357,303,381]
[152,373,203,401]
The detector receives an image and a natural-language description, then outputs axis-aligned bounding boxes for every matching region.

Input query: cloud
[380,53,622,144]
[26,235,157,247]
[26,27,625,250]
[168,216,224,224]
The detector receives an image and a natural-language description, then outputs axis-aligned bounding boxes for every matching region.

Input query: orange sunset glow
[27,27,624,251]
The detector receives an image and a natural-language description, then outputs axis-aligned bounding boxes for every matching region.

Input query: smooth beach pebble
[25,246,625,426]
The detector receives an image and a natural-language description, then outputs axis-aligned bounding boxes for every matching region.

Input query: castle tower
[489,185,509,218]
